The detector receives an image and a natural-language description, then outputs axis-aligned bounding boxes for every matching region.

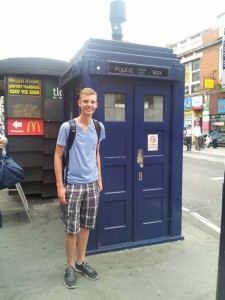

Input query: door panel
[96,79,134,246]
[134,81,172,240]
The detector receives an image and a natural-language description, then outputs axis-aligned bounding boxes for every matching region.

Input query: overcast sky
[1,0,225,62]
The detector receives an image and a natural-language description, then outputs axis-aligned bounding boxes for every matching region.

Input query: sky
[1,0,225,62]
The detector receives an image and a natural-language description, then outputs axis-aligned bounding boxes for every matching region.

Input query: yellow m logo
[27,121,40,132]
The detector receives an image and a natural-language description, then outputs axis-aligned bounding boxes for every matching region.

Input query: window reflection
[144,95,163,121]
[105,93,126,121]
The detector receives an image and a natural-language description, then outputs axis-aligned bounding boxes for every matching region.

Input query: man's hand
[98,178,103,192]
[57,185,67,206]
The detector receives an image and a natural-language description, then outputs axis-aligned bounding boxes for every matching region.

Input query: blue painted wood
[60,38,184,252]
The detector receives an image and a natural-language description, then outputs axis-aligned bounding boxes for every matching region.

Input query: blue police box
[59,38,185,253]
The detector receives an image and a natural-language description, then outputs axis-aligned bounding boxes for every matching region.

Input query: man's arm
[0,135,8,148]
[54,144,67,205]
[96,144,103,192]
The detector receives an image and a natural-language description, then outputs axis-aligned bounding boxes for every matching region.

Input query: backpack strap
[67,119,76,151]
[93,119,101,144]
[64,119,76,186]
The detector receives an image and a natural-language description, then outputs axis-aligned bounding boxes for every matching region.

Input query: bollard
[216,171,225,299]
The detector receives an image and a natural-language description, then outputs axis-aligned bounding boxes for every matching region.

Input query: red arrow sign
[7,119,44,136]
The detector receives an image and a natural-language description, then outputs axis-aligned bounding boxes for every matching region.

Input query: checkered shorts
[62,181,100,235]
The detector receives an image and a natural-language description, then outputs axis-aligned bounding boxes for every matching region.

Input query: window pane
[144,95,163,121]
[185,85,189,95]
[192,72,200,82]
[191,83,200,93]
[192,59,200,71]
[105,93,126,121]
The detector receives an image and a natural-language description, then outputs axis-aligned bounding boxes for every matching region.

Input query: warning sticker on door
[148,134,158,151]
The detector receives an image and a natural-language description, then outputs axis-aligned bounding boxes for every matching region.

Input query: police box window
[144,95,164,122]
[105,93,126,121]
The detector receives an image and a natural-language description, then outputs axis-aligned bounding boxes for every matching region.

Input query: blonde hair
[79,87,97,98]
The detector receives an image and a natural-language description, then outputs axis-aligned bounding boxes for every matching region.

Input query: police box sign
[108,63,168,78]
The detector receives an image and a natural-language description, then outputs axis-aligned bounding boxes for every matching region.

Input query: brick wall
[200,28,220,91]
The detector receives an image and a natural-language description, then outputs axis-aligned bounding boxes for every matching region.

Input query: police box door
[134,81,171,241]
[96,78,171,247]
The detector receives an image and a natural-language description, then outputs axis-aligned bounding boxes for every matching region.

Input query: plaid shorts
[63,181,100,235]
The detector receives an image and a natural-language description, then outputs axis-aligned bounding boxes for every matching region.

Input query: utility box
[60,38,185,253]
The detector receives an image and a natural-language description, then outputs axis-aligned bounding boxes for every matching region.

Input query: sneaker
[64,266,77,289]
[75,261,99,280]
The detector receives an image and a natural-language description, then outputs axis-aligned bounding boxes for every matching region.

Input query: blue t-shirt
[57,119,105,184]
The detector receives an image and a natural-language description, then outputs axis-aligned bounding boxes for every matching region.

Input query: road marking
[182,207,190,212]
[191,212,220,233]
[182,207,220,233]
[211,177,224,180]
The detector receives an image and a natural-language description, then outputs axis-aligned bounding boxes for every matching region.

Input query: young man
[54,87,105,289]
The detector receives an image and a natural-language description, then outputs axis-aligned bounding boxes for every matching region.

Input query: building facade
[171,13,225,136]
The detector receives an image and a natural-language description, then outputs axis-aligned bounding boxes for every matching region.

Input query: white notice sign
[148,134,158,151]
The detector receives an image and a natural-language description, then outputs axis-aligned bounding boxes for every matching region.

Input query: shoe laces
[82,261,93,273]
[66,267,75,279]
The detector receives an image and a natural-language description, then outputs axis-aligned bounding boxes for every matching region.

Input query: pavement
[0,146,224,300]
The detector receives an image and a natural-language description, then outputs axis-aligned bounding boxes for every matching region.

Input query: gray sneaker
[75,261,99,280]
[64,266,77,289]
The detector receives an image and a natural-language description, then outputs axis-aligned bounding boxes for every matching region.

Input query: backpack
[63,119,101,185]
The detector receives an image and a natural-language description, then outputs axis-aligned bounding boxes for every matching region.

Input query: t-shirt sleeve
[56,122,70,146]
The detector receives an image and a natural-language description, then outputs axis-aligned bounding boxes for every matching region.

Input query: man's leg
[64,234,77,289]
[77,227,90,263]
[75,228,99,280]
[196,137,200,150]
[66,234,77,266]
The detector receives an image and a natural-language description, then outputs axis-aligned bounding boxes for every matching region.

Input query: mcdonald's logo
[27,121,41,132]
[7,119,44,136]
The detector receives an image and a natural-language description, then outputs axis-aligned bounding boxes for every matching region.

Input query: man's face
[78,94,98,116]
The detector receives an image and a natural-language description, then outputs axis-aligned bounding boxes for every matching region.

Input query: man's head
[79,87,97,99]
[78,87,98,116]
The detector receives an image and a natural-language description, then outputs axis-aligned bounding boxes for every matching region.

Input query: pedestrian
[0,132,7,228]
[54,87,106,289]
[205,134,212,148]
[211,127,219,148]
[0,123,3,135]
[194,121,202,150]
[183,127,187,145]
[185,125,192,151]
[0,133,7,149]
[0,128,7,156]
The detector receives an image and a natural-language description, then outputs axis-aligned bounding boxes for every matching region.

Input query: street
[183,147,225,231]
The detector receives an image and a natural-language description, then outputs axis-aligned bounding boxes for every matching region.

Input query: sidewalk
[183,145,225,163]
[0,186,220,300]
